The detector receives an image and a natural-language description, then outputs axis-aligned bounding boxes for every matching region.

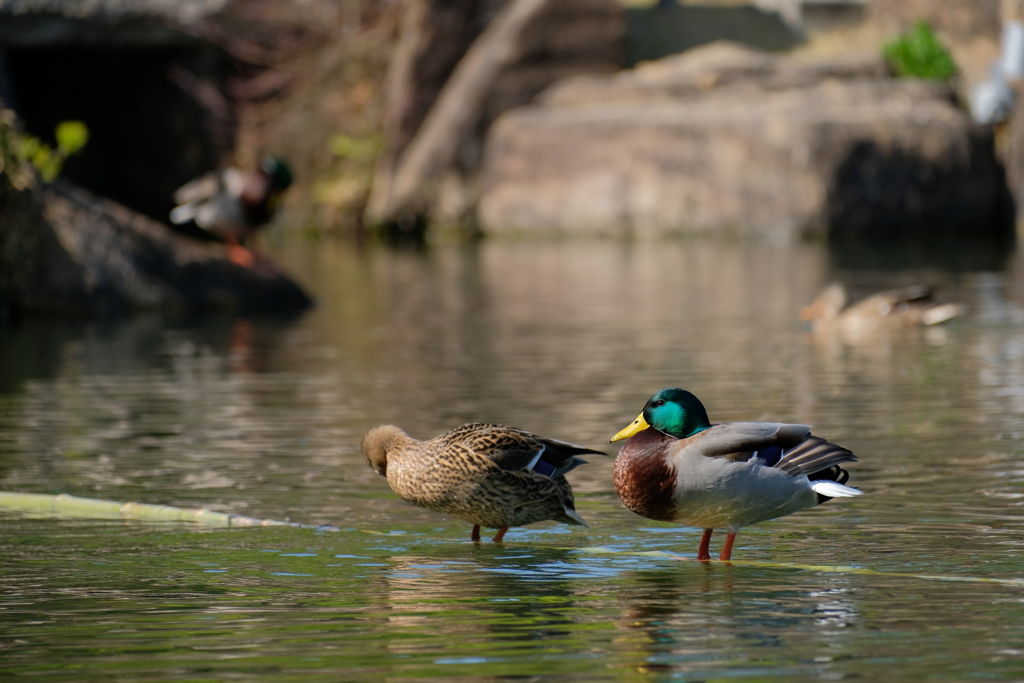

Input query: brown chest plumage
[612,429,677,522]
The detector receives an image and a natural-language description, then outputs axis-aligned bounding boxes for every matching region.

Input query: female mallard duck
[801,283,965,333]
[361,423,604,542]
[169,156,293,268]
[611,388,861,561]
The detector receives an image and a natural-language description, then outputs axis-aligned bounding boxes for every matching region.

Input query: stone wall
[478,43,1004,240]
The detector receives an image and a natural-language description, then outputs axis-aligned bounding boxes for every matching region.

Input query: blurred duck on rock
[801,283,965,333]
[170,156,293,267]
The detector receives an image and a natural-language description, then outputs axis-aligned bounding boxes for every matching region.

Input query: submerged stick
[0,491,336,530]
[576,546,1024,588]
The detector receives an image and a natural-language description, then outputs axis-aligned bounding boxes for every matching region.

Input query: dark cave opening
[3,42,234,225]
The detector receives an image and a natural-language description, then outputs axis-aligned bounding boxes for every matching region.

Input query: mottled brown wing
[440,423,604,474]
[440,424,545,472]
[533,436,606,475]
[876,284,933,305]
[845,285,934,317]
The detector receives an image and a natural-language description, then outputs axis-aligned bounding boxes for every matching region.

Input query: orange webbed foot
[227,243,256,268]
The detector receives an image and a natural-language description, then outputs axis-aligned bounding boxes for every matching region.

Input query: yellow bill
[611,413,650,442]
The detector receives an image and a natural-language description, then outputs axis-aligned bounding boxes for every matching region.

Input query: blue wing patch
[755,445,784,467]
[532,460,556,477]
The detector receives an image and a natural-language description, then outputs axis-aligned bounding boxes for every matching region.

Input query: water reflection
[605,564,861,677]
[383,546,586,667]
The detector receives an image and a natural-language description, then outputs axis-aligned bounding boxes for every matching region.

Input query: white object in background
[971,62,1014,124]
[1002,20,1024,80]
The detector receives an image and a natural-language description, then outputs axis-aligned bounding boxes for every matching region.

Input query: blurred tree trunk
[366,0,623,228]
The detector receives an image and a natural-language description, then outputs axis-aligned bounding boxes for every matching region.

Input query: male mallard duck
[169,156,293,267]
[361,423,605,542]
[611,388,861,561]
[801,283,965,333]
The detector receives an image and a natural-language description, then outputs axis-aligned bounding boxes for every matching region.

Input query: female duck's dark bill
[611,413,651,442]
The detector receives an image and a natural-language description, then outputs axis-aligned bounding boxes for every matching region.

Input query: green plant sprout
[9,120,90,183]
[883,21,957,81]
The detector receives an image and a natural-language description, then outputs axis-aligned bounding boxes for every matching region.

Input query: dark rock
[2,180,312,317]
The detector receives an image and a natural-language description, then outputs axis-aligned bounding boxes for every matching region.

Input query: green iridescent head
[261,156,293,190]
[611,388,712,441]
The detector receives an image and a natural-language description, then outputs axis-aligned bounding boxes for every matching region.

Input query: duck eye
[651,399,665,407]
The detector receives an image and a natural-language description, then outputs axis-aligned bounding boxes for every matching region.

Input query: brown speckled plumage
[361,423,604,539]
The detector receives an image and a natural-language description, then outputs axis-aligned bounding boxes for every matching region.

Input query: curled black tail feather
[773,435,857,504]
[809,464,853,503]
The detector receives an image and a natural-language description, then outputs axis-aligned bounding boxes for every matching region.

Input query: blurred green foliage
[55,121,89,157]
[1,114,90,299]
[883,22,957,81]
[313,133,384,226]
[0,109,40,299]
[1,116,89,186]
[328,133,381,162]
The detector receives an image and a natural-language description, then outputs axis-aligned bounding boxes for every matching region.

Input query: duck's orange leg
[492,526,509,543]
[225,235,255,268]
[719,532,737,561]
[471,525,481,542]
[697,528,713,561]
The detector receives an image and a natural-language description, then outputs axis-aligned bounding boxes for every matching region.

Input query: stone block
[478,44,1001,239]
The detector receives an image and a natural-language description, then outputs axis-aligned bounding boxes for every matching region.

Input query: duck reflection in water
[380,545,583,657]
[611,565,860,675]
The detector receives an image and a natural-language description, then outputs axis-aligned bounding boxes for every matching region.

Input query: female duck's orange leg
[471,525,481,542]
[492,526,509,543]
[719,532,737,561]
[225,235,255,268]
[697,528,713,560]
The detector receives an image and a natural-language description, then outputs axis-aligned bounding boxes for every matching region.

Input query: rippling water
[3,238,1024,681]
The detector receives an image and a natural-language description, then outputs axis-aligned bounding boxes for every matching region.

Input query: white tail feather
[811,481,863,498]
[922,303,966,325]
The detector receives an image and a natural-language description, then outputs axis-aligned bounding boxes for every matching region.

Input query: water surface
[3,238,1024,681]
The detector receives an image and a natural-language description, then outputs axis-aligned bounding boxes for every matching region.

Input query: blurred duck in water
[361,423,604,542]
[801,283,965,333]
[170,156,292,267]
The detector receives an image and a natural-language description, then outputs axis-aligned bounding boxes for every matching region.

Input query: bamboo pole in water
[0,491,309,528]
